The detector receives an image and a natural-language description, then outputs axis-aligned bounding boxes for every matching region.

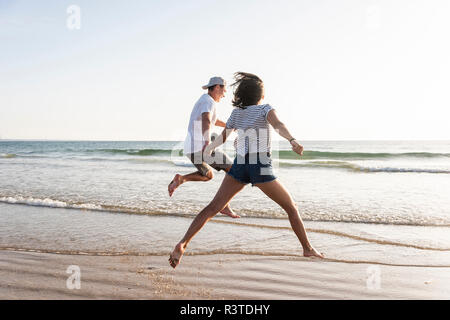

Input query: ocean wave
[42,153,449,174]
[2,195,450,228]
[9,153,447,174]
[93,148,450,160]
[0,153,16,158]
[277,160,450,174]
[0,196,102,211]
[94,148,183,157]
[10,147,450,160]
[96,157,450,174]
[276,150,450,160]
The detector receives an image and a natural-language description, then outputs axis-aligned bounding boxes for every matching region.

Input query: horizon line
[1,138,449,142]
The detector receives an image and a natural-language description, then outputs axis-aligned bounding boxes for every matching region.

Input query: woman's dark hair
[231,72,264,109]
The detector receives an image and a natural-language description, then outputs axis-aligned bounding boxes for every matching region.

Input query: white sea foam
[276,159,450,174]
[0,153,16,158]
[0,196,102,210]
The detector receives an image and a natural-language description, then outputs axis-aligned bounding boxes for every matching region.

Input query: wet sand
[1,249,449,299]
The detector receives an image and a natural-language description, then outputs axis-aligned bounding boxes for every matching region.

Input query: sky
[1,0,449,141]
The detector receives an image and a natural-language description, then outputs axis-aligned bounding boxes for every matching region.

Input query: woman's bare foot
[303,246,324,259]
[168,174,183,197]
[220,205,240,218]
[168,243,185,269]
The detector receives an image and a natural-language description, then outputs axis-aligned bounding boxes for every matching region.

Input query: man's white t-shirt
[183,93,217,155]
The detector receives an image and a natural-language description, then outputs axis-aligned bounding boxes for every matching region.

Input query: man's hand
[291,140,304,156]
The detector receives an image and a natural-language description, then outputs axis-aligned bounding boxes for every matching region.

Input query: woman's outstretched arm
[267,110,304,156]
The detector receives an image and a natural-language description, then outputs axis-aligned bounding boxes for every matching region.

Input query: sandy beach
[1,249,449,300]
[1,202,450,300]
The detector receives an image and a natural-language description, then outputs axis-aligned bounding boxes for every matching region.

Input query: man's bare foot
[168,174,183,197]
[220,205,240,219]
[168,243,185,269]
[303,246,324,259]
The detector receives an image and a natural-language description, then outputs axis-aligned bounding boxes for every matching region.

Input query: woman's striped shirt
[226,104,274,156]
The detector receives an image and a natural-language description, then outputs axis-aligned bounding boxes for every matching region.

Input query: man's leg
[168,167,239,218]
[168,170,213,197]
[168,154,214,197]
[168,152,240,218]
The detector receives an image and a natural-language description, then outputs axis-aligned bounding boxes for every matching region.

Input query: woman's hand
[267,110,303,156]
[291,140,304,156]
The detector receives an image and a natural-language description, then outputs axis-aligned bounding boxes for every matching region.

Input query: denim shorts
[227,153,277,186]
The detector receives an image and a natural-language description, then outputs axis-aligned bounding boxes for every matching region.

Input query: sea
[1,140,450,267]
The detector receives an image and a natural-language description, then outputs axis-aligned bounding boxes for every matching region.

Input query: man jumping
[168,76,239,218]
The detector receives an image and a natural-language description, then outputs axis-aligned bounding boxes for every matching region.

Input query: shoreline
[2,203,450,299]
[1,250,449,299]
[1,246,450,269]
[2,202,450,269]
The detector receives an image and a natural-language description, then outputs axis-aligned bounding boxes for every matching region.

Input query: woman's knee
[204,170,214,181]
[284,202,299,216]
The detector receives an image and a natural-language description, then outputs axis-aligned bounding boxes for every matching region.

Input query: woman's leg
[169,174,246,268]
[255,179,324,258]
[219,166,240,218]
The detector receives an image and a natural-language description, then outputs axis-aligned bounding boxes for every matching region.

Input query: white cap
[202,76,226,90]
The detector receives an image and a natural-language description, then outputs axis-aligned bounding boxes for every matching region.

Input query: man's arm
[205,127,234,154]
[267,109,304,156]
[201,112,212,151]
[201,112,212,139]
[214,119,227,128]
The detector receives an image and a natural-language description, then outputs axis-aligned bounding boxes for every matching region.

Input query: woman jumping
[169,72,324,268]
